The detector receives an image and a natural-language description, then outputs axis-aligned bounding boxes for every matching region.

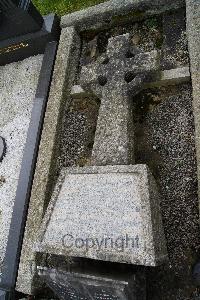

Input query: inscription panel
[0,43,29,55]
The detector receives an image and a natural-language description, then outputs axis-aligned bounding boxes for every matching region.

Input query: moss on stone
[111,10,145,24]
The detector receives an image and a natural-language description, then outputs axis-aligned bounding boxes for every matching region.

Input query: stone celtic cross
[80,33,160,166]
[35,33,168,270]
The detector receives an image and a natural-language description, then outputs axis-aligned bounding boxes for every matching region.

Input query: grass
[33,0,106,16]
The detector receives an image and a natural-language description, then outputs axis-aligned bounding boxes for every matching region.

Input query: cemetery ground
[1,0,200,299]
[17,8,200,298]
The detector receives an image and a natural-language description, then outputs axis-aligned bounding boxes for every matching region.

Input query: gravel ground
[58,97,100,168]
[0,55,43,272]
[134,83,200,299]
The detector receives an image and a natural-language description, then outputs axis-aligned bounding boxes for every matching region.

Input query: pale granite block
[36,165,167,267]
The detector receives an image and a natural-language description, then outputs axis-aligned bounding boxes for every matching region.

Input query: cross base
[35,165,167,267]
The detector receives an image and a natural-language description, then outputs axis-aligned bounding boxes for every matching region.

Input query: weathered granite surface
[16,27,81,294]
[186,0,200,211]
[80,33,160,166]
[162,8,189,70]
[0,55,43,271]
[73,66,190,95]
[61,0,185,31]
[35,165,167,267]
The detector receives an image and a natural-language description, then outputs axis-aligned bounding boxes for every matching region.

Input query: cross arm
[72,66,190,99]
[79,55,110,98]
[125,50,161,74]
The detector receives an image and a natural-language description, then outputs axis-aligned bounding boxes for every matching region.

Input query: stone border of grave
[60,0,185,31]
[16,27,81,295]
[16,0,200,295]
[0,42,59,299]
[186,1,200,211]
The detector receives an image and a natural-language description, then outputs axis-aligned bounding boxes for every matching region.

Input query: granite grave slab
[36,165,167,266]
[0,55,43,273]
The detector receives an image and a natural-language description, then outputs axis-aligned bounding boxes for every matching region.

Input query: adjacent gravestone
[0,3,59,299]
[0,0,59,65]
[35,34,167,267]
[0,0,43,41]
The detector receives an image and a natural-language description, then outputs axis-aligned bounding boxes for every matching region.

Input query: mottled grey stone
[73,66,190,97]
[162,8,188,69]
[71,85,92,99]
[38,268,146,300]
[16,27,81,295]
[80,33,160,166]
[0,137,6,162]
[186,0,200,209]
[61,0,185,32]
[0,55,43,269]
[146,66,190,88]
[35,165,167,267]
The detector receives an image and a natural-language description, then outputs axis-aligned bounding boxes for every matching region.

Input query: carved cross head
[80,33,160,98]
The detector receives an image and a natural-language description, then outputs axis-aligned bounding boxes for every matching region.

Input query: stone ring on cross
[0,136,6,162]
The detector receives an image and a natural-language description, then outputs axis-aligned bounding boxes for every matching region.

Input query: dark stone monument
[0,0,60,65]
[0,0,43,41]
[38,267,146,300]
[0,2,60,299]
